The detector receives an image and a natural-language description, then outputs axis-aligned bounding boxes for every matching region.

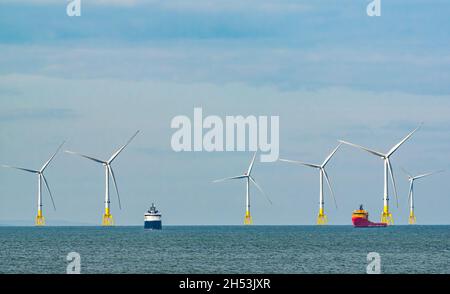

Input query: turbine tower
[280,144,341,225]
[2,142,65,226]
[65,131,139,226]
[339,125,421,225]
[213,152,272,225]
[402,168,443,225]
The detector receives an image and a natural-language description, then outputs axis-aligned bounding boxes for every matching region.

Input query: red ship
[352,205,388,228]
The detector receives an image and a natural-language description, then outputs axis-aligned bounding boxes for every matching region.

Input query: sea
[0,226,449,274]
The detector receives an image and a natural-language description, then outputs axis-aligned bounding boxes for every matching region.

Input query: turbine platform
[409,213,416,225]
[381,207,394,225]
[317,210,328,225]
[35,210,45,226]
[102,208,114,226]
[244,211,253,225]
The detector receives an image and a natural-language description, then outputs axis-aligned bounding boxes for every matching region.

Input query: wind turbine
[213,152,272,225]
[280,144,341,225]
[65,131,139,226]
[402,168,443,225]
[2,141,65,226]
[339,125,421,225]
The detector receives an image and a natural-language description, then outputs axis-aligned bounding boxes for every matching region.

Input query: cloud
[1,1,449,95]
[1,42,449,95]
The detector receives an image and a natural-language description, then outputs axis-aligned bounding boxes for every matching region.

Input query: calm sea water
[0,226,449,274]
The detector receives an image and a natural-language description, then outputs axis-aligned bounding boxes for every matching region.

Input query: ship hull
[352,217,387,228]
[144,220,162,230]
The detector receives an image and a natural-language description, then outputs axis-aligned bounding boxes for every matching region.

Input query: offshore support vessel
[144,203,162,230]
[352,205,388,228]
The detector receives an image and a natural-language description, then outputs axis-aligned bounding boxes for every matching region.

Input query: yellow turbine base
[317,212,328,225]
[381,207,394,225]
[35,215,45,226]
[409,214,416,225]
[244,211,253,225]
[102,208,114,226]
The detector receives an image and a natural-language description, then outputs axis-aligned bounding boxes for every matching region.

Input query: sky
[0,0,450,225]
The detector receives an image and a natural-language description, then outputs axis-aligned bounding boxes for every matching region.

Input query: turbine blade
[414,170,444,180]
[65,151,106,164]
[1,165,38,174]
[247,151,258,175]
[400,167,413,179]
[213,175,247,183]
[41,174,56,211]
[338,140,385,158]
[108,130,140,164]
[322,143,342,168]
[40,141,65,172]
[387,124,422,157]
[249,176,272,205]
[322,169,338,209]
[387,159,399,208]
[108,166,122,210]
[279,159,321,169]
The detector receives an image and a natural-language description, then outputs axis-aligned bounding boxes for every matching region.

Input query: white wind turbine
[213,152,272,225]
[339,125,421,225]
[402,168,444,225]
[2,141,65,226]
[65,131,139,226]
[280,144,341,225]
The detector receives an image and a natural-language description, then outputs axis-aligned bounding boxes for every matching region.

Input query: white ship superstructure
[144,203,162,230]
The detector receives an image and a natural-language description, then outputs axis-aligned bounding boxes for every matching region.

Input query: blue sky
[1,0,450,225]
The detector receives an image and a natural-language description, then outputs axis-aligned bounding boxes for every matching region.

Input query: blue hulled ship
[144,203,162,230]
